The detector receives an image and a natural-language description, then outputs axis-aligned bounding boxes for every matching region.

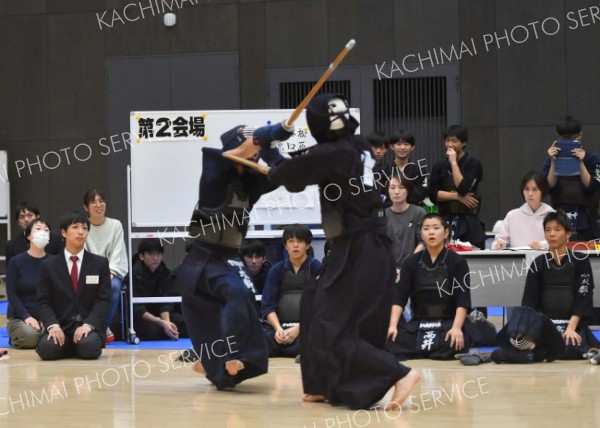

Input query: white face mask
[31,231,50,249]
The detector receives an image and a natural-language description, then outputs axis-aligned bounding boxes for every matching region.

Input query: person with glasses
[82,190,128,343]
[5,201,63,266]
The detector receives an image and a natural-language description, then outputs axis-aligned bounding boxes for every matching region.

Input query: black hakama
[387,248,476,360]
[522,251,600,359]
[268,117,412,409]
[179,243,269,389]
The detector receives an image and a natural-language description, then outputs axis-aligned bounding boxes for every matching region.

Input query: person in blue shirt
[261,224,322,358]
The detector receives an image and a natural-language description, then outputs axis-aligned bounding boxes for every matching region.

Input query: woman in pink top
[492,171,555,250]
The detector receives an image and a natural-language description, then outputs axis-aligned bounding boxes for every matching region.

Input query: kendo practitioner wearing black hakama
[264,94,419,410]
[521,250,600,359]
[492,211,597,363]
[175,123,293,389]
[388,247,474,360]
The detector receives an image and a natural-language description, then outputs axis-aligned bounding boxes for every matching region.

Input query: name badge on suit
[86,275,99,284]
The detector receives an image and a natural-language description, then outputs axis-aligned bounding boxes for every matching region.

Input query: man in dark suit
[36,211,111,360]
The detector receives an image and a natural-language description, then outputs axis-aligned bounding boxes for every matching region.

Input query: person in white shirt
[83,189,128,342]
[492,171,555,250]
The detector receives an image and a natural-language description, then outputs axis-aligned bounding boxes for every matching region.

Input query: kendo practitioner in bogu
[237,93,421,410]
[493,211,600,363]
[386,213,486,362]
[175,121,293,390]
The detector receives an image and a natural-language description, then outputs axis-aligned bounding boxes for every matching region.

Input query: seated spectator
[380,131,429,205]
[386,175,425,269]
[387,213,491,360]
[261,224,321,357]
[5,201,63,266]
[543,116,600,240]
[492,171,555,250]
[240,239,271,295]
[428,125,486,249]
[126,238,187,341]
[386,175,425,324]
[510,211,598,361]
[366,131,388,167]
[82,189,128,342]
[36,211,111,360]
[6,219,52,348]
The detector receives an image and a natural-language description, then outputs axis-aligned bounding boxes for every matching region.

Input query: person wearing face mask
[6,219,52,348]
[5,201,63,266]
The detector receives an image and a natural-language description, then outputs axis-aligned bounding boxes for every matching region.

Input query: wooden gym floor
[1,279,598,427]
[1,348,598,428]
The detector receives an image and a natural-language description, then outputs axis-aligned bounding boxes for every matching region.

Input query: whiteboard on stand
[129,109,360,227]
[0,151,8,218]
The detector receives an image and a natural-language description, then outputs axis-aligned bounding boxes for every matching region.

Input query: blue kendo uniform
[176,123,291,389]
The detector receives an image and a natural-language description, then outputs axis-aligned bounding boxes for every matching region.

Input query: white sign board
[0,151,8,218]
[129,109,360,227]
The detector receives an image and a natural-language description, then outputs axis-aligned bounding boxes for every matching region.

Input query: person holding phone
[543,116,600,241]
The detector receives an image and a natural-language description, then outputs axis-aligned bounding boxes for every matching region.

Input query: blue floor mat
[488,306,503,316]
[2,301,599,350]
[1,300,190,350]
[0,326,9,348]
[106,338,192,350]
[0,325,192,350]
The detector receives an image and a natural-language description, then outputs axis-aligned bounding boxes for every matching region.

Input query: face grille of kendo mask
[327,97,350,131]
[509,335,536,350]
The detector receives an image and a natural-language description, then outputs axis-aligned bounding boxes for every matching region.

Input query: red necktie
[70,255,79,294]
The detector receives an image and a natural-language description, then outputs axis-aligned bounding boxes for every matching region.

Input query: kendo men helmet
[509,334,537,350]
[306,93,359,143]
[220,122,293,152]
[220,125,255,151]
[505,306,543,351]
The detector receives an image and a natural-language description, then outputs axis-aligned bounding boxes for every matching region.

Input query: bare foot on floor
[302,394,326,403]
[225,360,245,376]
[192,361,206,375]
[388,369,421,409]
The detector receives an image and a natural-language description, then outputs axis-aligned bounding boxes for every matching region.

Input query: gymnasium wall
[1,0,599,252]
